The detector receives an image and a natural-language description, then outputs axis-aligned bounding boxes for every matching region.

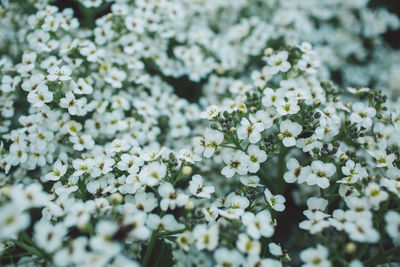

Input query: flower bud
[0,186,10,196]
[216,65,225,74]
[340,154,348,161]
[185,200,194,210]
[345,242,356,254]
[313,100,321,108]
[278,133,284,141]
[264,47,273,56]
[110,192,123,205]
[182,165,192,176]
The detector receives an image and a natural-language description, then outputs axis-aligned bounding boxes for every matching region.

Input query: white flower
[110,139,130,154]
[117,153,144,174]
[337,160,367,184]
[0,204,30,239]
[34,220,67,252]
[296,135,323,153]
[53,237,88,266]
[1,75,20,93]
[240,175,261,187]
[279,120,302,147]
[72,158,94,176]
[221,150,249,178]
[21,74,46,92]
[193,136,206,156]
[306,197,329,212]
[350,103,376,128]
[203,128,224,158]
[255,109,274,129]
[264,188,286,212]
[365,182,388,208]
[60,91,80,115]
[105,67,126,88]
[275,98,300,116]
[242,210,274,239]
[283,158,310,183]
[267,51,291,74]
[189,174,215,198]
[45,160,67,181]
[344,219,379,243]
[298,54,321,74]
[202,205,219,222]
[27,84,53,108]
[10,184,50,209]
[385,211,400,245]
[237,115,264,143]
[344,196,372,221]
[123,211,150,240]
[176,231,192,252]
[70,134,95,151]
[193,224,219,251]
[72,78,93,95]
[139,162,167,186]
[125,16,145,33]
[300,245,331,267]
[299,211,330,234]
[90,157,115,177]
[246,145,267,173]
[219,193,250,219]
[129,191,157,212]
[18,51,36,73]
[214,247,244,267]
[47,65,72,81]
[64,200,95,228]
[146,214,184,232]
[177,149,201,164]
[262,88,281,107]
[90,220,120,255]
[329,209,347,231]
[269,242,283,256]
[349,260,363,267]
[306,161,336,189]
[372,150,395,168]
[347,87,370,94]
[251,67,272,88]
[315,123,339,142]
[236,234,261,256]
[200,105,220,120]
[159,182,188,211]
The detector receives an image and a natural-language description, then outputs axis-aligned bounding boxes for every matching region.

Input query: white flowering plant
[1,0,400,267]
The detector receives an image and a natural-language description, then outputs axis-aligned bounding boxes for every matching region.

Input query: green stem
[258,168,274,190]
[142,232,158,267]
[153,241,165,267]
[173,164,184,186]
[0,252,30,260]
[276,146,288,194]
[11,239,50,261]
[363,245,400,266]
[355,243,369,259]
[328,182,339,204]
[158,229,185,237]
[142,210,166,266]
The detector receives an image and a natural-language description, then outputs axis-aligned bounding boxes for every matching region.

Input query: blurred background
[53,0,400,46]
[371,0,400,47]
[51,0,400,103]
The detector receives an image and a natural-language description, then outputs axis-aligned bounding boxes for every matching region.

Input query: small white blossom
[189,174,215,198]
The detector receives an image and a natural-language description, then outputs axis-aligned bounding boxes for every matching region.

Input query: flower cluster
[0,0,400,267]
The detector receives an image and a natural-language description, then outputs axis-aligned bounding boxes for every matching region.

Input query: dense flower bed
[1,0,400,266]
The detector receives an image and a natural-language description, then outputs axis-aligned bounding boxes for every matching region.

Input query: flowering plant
[1,0,400,267]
